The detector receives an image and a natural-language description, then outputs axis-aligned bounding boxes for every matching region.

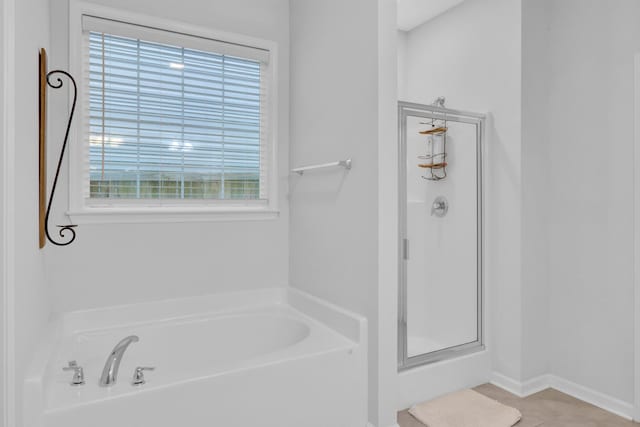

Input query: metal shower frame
[397,100,486,370]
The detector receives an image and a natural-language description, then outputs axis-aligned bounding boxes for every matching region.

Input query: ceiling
[397,0,465,32]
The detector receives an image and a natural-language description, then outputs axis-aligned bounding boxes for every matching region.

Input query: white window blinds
[82,17,270,202]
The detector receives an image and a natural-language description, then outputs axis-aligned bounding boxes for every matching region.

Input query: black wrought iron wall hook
[39,48,78,247]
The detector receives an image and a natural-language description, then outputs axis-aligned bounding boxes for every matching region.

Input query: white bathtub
[25,288,367,427]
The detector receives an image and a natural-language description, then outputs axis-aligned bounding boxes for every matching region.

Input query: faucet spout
[99,335,139,387]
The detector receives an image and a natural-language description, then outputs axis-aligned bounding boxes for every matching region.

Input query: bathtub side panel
[45,349,366,427]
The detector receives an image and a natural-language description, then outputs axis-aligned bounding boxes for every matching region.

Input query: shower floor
[407,335,443,357]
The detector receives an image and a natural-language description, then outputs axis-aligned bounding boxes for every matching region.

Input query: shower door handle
[403,238,409,260]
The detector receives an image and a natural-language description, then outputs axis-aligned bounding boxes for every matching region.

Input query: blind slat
[84,28,268,201]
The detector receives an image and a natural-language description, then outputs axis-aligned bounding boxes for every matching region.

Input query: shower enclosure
[398,100,485,370]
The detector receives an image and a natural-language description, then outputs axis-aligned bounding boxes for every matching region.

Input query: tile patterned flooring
[397,384,640,427]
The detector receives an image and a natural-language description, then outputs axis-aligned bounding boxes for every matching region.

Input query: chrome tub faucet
[99,335,139,387]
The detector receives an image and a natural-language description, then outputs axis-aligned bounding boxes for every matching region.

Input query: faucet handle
[62,361,85,386]
[131,366,155,386]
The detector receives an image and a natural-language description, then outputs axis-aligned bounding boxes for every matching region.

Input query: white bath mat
[408,389,522,427]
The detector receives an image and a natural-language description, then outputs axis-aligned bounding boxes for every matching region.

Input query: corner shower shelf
[419,118,448,180]
[418,162,448,169]
[419,127,448,135]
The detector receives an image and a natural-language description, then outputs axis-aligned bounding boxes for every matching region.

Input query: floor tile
[397,384,640,427]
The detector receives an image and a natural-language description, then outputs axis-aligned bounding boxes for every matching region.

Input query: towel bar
[292,159,352,175]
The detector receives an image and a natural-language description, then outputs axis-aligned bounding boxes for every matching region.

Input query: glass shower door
[398,101,485,369]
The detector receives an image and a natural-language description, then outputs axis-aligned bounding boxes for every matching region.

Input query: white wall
[45,0,290,313]
[7,0,53,425]
[400,0,523,388]
[289,0,385,424]
[377,1,399,425]
[397,31,408,100]
[542,0,640,404]
[521,0,551,382]
[0,0,7,422]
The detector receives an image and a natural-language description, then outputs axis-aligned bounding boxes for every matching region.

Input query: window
[70,11,277,221]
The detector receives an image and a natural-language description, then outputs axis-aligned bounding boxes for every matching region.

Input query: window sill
[67,207,280,225]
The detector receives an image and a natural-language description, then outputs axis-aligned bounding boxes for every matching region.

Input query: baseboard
[490,372,550,397]
[490,372,528,397]
[522,374,552,396]
[490,372,634,420]
[548,376,634,421]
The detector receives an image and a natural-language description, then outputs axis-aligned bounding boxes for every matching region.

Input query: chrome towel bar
[292,159,352,175]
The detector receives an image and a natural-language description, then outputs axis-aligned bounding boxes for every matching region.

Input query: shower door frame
[397,101,486,371]
[633,53,640,422]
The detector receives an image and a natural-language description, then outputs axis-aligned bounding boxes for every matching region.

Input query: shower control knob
[431,196,449,218]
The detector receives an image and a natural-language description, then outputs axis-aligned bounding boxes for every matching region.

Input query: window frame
[67,1,279,223]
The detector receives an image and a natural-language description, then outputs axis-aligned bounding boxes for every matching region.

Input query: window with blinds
[82,17,270,204]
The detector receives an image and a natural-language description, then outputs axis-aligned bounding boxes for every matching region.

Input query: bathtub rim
[48,287,365,343]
